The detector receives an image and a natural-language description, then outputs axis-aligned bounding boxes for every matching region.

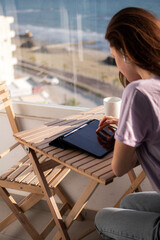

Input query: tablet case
[49,119,115,158]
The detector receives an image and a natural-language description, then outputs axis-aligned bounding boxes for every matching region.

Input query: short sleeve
[115,83,154,147]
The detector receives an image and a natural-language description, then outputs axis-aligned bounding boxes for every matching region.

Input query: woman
[95,7,160,240]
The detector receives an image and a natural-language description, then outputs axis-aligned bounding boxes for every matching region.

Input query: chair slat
[0,91,10,101]
[15,154,46,183]
[30,169,53,186]
[15,166,33,183]
[0,100,11,111]
[45,165,64,185]
[21,170,36,184]
[8,160,31,181]
[0,83,7,91]
[0,142,20,159]
[50,168,70,188]
[0,155,29,180]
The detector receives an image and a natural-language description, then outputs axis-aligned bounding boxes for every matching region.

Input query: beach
[14,36,122,101]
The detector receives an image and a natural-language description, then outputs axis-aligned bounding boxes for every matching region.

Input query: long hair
[105,7,160,87]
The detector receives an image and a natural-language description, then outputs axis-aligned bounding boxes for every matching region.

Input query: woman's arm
[112,140,138,177]
[97,117,138,176]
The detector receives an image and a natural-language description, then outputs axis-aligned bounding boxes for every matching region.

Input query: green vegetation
[64,97,80,106]
[113,77,120,86]
[29,55,36,62]
[63,63,68,70]
[101,74,108,82]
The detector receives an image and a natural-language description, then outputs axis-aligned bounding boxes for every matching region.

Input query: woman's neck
[137,68,154,79]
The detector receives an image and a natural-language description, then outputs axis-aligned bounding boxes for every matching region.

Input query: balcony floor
[0,195,102,240]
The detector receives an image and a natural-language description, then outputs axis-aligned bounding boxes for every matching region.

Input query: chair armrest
[0,142,20,159]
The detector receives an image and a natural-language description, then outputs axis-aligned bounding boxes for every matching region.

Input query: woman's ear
[123,54,127,62]
[120,48,129,63]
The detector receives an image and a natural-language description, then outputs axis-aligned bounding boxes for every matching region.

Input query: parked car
[43,75,59,85]
[10,76,43,97]
[26,77,43,94]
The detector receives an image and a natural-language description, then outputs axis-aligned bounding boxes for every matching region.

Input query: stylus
[63,120,94,138]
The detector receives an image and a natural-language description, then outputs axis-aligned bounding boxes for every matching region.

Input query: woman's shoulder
[124,76,160,96]
[123,79,143,98]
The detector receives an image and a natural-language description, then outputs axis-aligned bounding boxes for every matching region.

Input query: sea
[0,0,160,52]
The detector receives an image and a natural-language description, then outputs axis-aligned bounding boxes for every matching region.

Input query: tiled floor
[0,195,103,240]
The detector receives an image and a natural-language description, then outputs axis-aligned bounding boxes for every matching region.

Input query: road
[16,60,123,97]
[14,66,103,108]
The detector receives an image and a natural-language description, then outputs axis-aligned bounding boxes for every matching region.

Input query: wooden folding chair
[0,82,74,239]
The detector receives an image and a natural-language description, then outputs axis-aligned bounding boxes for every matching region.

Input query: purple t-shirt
[115,76,160,193]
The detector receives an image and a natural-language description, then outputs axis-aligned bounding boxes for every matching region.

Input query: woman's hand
[96,116,119,132]
[97,128,115,150]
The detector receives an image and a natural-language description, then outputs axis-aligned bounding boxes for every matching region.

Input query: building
[0,16,17,85]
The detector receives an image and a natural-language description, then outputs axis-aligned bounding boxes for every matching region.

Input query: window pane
[0,0,160,108]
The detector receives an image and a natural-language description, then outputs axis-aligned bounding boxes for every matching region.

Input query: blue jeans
[95,192,160,240]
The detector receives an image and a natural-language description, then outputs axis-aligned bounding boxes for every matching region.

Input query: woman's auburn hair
[105,7,160,86]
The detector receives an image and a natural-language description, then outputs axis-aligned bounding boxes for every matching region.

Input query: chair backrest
[0,82,19,134]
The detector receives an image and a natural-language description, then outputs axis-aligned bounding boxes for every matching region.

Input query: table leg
[53,179,99,240]
[28,149,70,240]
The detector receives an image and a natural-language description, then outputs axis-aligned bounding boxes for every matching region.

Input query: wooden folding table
[14,105,145,240]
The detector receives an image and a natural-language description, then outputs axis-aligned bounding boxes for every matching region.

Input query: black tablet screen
[61,119,115,158]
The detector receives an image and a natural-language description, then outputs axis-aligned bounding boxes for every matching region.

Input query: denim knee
[120,192,160,213]
[120,193,135,209]
[95,208,118,240]
[95,206,160,240]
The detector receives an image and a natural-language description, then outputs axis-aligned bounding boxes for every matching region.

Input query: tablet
[49,119,115,158]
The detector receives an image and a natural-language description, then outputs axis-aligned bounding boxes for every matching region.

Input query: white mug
[103,97,121,118]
